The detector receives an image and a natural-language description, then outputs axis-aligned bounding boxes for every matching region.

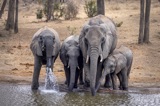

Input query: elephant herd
[30,15,133,96]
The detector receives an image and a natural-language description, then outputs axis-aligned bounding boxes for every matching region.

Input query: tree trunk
[143,0,151,43]
[6,0,15,30]
[97,0,105,15]
[14,0,19,33]
[0,0,7,18]
[46,0,53,21]
[138,0,145,44]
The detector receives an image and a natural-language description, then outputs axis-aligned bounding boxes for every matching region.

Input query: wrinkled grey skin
[98,45,133,91]
[60,36,83,91]
[79,15,117,96]
[30,27,61,90]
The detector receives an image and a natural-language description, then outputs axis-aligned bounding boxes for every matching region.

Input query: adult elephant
[30,27,61,90]
[60,35,83,91]
[79,15,117,96]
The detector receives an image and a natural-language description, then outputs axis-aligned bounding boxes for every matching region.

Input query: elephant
[30,26,61,90]
[60,35,83,91]
[97,45,133,91]
[79,15,117,96]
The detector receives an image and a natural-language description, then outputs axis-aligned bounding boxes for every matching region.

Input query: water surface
[0,83,160,106]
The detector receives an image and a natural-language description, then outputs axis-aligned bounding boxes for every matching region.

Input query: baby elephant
[98,45,133,91]
[60,35,83,91]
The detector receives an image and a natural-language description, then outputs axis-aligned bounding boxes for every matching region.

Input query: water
[0,83,160,106]
[44,68,59,92]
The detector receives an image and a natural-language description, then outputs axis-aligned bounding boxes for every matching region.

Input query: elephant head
[60,36,82,91]
[79,15,117,96]
[30,29,57,68]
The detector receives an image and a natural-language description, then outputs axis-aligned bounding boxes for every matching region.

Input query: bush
[63,0,79,20]
[36,9,43,19]
[84,0,97,17]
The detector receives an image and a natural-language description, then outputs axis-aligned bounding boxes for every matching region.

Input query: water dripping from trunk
[43,67,59,93]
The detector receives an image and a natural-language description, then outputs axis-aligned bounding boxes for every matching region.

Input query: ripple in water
[42,68,59,93]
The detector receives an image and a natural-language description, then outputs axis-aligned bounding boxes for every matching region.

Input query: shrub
[43,1,64,20]
[63,0,79,20]
[84,0,97,17]
[36,9,43,19]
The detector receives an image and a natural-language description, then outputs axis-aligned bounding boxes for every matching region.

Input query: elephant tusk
[100,54,103,62]
[86,55,89,63]
[77,66,80,70]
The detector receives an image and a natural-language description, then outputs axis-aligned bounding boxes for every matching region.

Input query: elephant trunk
[68,65,76,91]
[46,40,54,68]
[46,57,52,68]
[90,50,99,96]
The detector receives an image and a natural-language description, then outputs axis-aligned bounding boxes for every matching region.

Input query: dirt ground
[0,0,160,88]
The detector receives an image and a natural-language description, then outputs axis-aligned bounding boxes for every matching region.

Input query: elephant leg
[104,74,112,89]
[111,73,118,90]
[117,72,123,90]
[121,68,128,90]
[95,63,103,90]
[31,56,42,90]
[83,59,90,87]
[64,66,70,87]
[74,68,80,88]
[79,69,84,85]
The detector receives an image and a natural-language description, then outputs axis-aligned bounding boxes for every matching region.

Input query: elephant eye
[84,38,88,44]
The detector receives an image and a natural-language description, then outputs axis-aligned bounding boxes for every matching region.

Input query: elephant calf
[98,45,133,91]
[30,27,61,90]
[60,35,83,91]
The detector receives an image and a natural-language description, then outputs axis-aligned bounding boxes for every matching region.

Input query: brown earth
[0,0,160,88]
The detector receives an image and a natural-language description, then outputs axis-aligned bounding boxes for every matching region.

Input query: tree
[138,0,151,44]
[97,0,105,15]
[0,0,7,18]
[14,0,19,33]
[6,0,15,30]
[46,0,53,21]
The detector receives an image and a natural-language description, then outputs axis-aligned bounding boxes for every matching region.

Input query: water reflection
[0,83,160,106]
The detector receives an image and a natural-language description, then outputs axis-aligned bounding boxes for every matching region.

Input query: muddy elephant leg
[111,73,118,90]
[83,59,90,87]
[121,68,128,90]
[117,72,123,90]
[31,56,42,90]
[64,66,70,86]
[104,74,112,88]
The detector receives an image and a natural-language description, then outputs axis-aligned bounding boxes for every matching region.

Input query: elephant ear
[79,25,90,58]
[100,23,112,59]
[60,42,68,66]
[30,35,43,56]
[115,55,127,74]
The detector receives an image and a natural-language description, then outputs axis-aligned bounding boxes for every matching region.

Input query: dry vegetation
[0,0,160,88]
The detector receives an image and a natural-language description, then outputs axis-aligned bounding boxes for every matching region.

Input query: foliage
[43,1,64,20]
[67,26,77,35]
[53,3,64,19]
[63,0,79,20]
[36,9,43,19]
[84,0,97,17]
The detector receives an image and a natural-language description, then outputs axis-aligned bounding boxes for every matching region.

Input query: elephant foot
[123,87,128,91]
[74,85,78,88]
[79,81,84,85]
[104,84,112,89]
[84,81,90,87]
[31,82,39,90]
[64,80,67,85]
